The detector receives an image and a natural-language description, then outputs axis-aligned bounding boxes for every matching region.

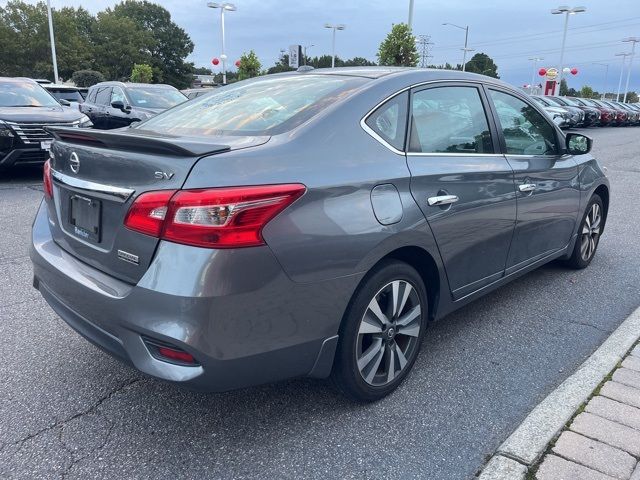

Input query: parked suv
[43,84,85,109]
[81,82,186,129]
[0,77,92,170]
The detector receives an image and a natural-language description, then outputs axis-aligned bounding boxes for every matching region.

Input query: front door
[406,83,517,299]
[486,88,580,273]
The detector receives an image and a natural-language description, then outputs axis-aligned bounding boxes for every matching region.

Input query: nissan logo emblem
[69,152,80,174]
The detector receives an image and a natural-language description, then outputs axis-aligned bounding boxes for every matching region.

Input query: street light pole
[529,57,543,95]
[303,44,314,66]
[207,2,237,85]
[324,24,346,68]
[46,0,59,83]
[408,0,415,29]
[615,53,631,101]
[593,63,609,100]
[442,23,473,71]
[622,37,639,102]
[551,6,586,96]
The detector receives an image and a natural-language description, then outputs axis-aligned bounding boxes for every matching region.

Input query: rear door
[93,86,112,129]
[406,83,517,299]
[485,88,579,272]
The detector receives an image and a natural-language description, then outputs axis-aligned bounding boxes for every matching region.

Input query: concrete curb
[478,306,640,479]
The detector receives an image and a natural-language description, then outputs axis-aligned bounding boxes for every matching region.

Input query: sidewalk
[534,345,640,480]
[479,307,640,480]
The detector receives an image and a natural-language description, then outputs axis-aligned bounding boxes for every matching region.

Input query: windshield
[128,87,186,109]
[559,97,579,106]
[138,74,369,136]
[543,96,563,107]
[47,89,84,103]
[0,81,60,107]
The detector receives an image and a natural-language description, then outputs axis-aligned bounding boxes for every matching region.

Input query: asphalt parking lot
[1,127,639,480]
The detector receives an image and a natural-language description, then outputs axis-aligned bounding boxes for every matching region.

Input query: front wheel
[565,194,604,269]
[332,260,428,402]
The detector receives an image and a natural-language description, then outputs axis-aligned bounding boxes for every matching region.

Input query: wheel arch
[593,183,609,232]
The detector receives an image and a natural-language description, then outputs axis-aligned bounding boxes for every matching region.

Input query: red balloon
[235,60,241,68]
[538,68,547,76]
[211,58,219,66]
[570,67,578,75]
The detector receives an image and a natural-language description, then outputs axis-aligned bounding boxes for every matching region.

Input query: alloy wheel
[356,280,422,386]
[580,203,601,262]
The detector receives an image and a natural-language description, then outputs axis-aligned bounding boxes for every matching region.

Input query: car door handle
[519,183,537,193]
[427,194,459,207]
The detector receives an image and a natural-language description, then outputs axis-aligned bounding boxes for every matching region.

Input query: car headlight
[73,115,93,128]
[0,120,14,137]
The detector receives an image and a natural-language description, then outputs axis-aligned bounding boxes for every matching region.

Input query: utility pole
[529,57,544,95]
[615,52,631,101]
[622,37,639,102]
[408,0,415,29]
[551,6,586,96]
[416,35,434,68]
[46,0,59,83]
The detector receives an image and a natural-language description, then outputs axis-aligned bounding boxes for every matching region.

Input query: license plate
[40,140,52,150]
[69,195,101,242]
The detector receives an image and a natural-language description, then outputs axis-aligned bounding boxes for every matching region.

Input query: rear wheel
[565,194,603,269]
[332,260,427,402]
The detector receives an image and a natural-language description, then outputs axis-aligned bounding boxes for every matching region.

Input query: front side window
[110,87,126,105]
[95,87,112,106]
[489,89,558,156]
[408,86,493,154]
[365,91,408,151]
[139,75,368,136]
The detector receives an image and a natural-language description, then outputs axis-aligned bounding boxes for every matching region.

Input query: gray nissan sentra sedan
[31,67,609,402]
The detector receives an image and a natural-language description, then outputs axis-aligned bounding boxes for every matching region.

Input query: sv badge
[154,171,175,180]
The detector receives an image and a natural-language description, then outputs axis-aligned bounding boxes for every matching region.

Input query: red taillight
[124,190,176,237]
[124,184,306,248]
[43,159,53,199]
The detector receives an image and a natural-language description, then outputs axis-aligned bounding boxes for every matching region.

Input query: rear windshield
[137,74,369,136]
[0,81,60,107]
[128,87,186,109]
[47,89,84,103]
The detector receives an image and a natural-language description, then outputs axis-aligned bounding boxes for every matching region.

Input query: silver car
[31,68,609,401]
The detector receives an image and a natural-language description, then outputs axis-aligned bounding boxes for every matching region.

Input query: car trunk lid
[45,126,269,284]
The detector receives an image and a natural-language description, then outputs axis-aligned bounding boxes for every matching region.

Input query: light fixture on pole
[622,37,639,102]
[592,63,609,100]
[324,23,346,68]
[615,52,631,101]
[46,0,59,84]
[442,23,473,71]
[551,6,586,96]
[529,57,544,94]
[207,2,237,85]
[303,44,314,66]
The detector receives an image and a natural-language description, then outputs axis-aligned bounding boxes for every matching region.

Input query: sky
[3,0,640,92]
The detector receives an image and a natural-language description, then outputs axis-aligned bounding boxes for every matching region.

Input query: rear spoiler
[46,126,231,157]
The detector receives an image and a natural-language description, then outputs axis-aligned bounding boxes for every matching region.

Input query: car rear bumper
[31,200,353,391]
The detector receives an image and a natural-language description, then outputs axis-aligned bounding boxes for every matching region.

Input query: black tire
[565,194,604,269]
[332,260,428,402]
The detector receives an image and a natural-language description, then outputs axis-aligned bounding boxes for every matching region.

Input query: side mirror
[110,100,130,112]
[59,99,71,106]
[565,132,592,155]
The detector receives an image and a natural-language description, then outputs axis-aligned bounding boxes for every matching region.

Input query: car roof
[43,84,80,91]
[90,81,177,89]
[0,77,41,84]
[278,66,514,89]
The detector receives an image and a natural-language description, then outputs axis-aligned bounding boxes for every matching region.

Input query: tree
[72,70,105,87]
[377,23,419,67]
[111,0,194,88]
[131,63,153,83]
[193,66,213,75]
[237,50,261,80]
[623,91,639,103]
[344,57,377,67]
[267,54,295,74]
[464,53,499,78]
[580,85,595,98]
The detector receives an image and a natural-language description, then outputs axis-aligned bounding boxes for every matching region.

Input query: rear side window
[138,75,368,136]
[95,87,112,106]
[488,89,558,156]
[408,86,493,154]
[365,92,408,151]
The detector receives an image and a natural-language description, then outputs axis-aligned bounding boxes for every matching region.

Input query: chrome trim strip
[406,152,504,157]
[51,168,134,202]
